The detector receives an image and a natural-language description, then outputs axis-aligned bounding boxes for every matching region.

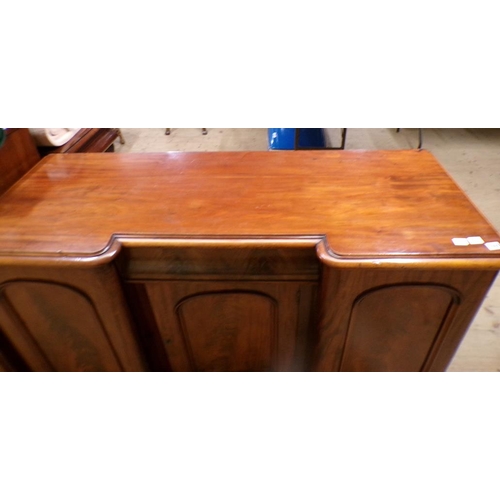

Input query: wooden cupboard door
[340,285,458,371]
[128,281,317,371]
[0,281,123,371]
[314,266,497,372]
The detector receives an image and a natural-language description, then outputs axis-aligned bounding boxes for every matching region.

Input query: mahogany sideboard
[0,150,499,372]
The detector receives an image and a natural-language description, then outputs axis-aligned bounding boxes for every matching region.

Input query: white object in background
[29,128,81,147]
[485,241,500,251]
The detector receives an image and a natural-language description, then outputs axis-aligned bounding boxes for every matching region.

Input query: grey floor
[114,128,500,372]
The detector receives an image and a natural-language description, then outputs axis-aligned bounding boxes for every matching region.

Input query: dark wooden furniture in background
[37,128,124,157]
[0,150,499,371]
[0,128,41,196]
[0,128,123,197]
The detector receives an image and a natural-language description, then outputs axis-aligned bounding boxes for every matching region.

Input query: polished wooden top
[0,150,499,260]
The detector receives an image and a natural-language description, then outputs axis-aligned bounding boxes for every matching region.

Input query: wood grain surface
[0,150,499,260]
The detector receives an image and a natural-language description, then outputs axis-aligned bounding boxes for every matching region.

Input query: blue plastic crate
[268,128,326,150]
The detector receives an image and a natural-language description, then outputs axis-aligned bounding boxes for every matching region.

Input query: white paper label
[452,238,469,246]
[485,241,500,251]
[467,236,485,245]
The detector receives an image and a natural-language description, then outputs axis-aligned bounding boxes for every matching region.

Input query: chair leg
[165,128,171,135]
[340,128,347,149]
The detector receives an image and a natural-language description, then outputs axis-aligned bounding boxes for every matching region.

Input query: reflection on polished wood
[0,150,499,371]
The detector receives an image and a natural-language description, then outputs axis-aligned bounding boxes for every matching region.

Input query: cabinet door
[0,264,147,372]
[339,284,458,371]
[127,281,317,371]
[314,266,498,372]
[0,281,122,371]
